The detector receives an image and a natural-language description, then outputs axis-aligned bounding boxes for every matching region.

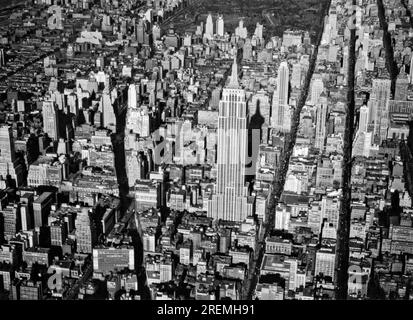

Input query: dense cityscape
[0,0,412,301]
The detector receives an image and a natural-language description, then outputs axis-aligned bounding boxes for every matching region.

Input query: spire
[228,55,239,88]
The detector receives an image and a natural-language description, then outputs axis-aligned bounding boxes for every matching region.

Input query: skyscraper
[0,125,23,186]
[42,100,59,140]
[128,83,138,109]
[395,71,409,101]
[291,63,302,88]
[216,15,224,37]
[75,207,96,254]
[102,73,116,128]
[205,14,213,39]
[369,79,391,142]
[0,125,15,163]
[329,8,337,40]
[410,55,413,84]
[0,49,4,67]
[358,105,369,133]
[272,61,290,132]
[208,58,250,222]
[235,20,248,39]
[315,92,328,152]
[310,78,324,105]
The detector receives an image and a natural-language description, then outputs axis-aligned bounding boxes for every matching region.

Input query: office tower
[254,23,263,40]
[205,14,213,38]
[13,280,43,300]
[126,150,146,187]
[75,207,96,254]
[352,131,373,158]
[33,192,54,228]
[315,93,328,152]
[128,83,138,109]
[152,24,161,41]
[207,58,250,222]
[321,195,340,228]
[50,220,67,247]
[136,19,146,44]
[2,204,20,241]
[359,105,369,133]
[0,125,23,186]
[342,45,349,78]
[291,63,302,88]
[395,72,409,101]
[216,15,224,37]
[235,19,248,39]
[0,48,4,67]
[329,8,337,40]
[0,125,15,163]
[272,61,290,132]
[42,101,59,140]
[315,241,336,281]
[20,193,34,232]
[410,55,413,84]
[243,38,252,61]
[102,74,116,128]
[126,105,151,137]
[321,15,330,45]
[369,79,391,142]
[310,78,324,105]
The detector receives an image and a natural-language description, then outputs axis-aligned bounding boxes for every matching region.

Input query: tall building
[0,48,4,67]
[20,193,34,232]
[235,20,248,39]
[128,83,138,109]
[33,192,54,228]
[310,78,324,105]
[2,204,20,241]
[328,8,337,40]
[369,79,391,142]
[126,150,147,187]
[395,71,409,101]
[315,93,328,151]
[75,207,96,254]
[272,61,290,132]
[254,23,263,40]
[216,15,224,37]
[410,55,413,84]
[291,63,302,88]
[315,240,336,281]
[205,14,213,38]
[208,58,250,222]
[0,125,22,186]
[358,105,369,133]
[102,74,116,128]
[42,101,59,140]
[0,125,15,163]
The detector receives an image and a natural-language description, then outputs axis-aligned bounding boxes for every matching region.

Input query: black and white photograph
[0,0,411,316]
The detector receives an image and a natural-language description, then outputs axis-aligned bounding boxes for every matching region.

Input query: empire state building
[207,57,252,222]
